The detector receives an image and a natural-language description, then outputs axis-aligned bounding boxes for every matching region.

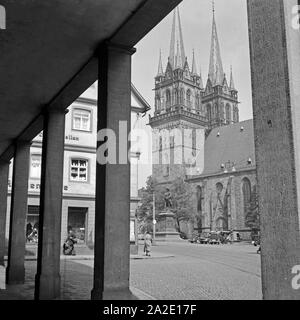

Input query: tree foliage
[170,177,194,225]
[137,176,164,233]
[137,175,195,233]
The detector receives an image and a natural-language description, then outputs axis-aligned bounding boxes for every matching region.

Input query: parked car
[189,234,200,244]
[208,232,220,245]
[199,233,210,244]
[251,231,260,246]
[180,232,188,240]
[218,231,232,244]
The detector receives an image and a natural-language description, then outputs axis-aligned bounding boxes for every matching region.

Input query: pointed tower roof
[208,2,224,85]
[230,66,236,90]
[191,49,198,76]
[168,7,186,70]
[157,49,164,77]
[199,67,204,89]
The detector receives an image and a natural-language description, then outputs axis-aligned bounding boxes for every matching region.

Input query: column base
[35,272,61,300]
[6,265,25,285]
[91,287,138,300]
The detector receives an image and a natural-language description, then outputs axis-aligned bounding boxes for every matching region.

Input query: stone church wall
[189,169,256,240]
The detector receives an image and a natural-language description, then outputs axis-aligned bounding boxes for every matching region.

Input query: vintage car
[199,233,210,244]
[208,231,221,245]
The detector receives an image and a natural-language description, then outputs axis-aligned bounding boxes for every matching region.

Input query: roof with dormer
[199,119,255,177]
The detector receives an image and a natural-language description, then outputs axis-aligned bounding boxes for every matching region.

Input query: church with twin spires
[149,6,257,240]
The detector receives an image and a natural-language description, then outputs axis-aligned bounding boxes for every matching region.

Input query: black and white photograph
[0,0,300,312]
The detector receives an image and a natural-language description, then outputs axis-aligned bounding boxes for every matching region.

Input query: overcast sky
[132,0,253,188]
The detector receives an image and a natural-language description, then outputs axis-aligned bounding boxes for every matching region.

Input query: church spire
[199,66,204,89]
[157,49,164,77]
[208,1,224,85]
[191,49,198,75]
[230,65,236,90]
[168,7,186,69]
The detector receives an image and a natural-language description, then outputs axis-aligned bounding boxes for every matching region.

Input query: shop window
[67,207,88,244]
[73,108,91,131]
[26,205,39,243]
[70,159,88,182]
[30,154,42,179]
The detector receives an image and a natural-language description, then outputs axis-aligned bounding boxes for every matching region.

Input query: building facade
[149,7,256,240]
[5,83,150,250]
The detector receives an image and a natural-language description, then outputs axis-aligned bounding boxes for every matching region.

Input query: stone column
[248,0,300,299]
[6,141,31,284]
[91,42,135,300]
[0,160,10,266]
[35,108,66,300]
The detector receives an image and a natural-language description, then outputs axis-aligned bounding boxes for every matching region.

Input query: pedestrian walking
[63,229,77,255]
[144,232,152,257]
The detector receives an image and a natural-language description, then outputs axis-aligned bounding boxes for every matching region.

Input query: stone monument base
[155,211,182,242]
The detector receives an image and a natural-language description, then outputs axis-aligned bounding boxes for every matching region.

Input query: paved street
[130,242,262,300]
[0,241,262,300]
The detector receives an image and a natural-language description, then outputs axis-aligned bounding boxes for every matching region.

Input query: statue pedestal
[155,211,181,242]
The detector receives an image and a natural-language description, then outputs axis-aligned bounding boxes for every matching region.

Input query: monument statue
[164,188,173,209]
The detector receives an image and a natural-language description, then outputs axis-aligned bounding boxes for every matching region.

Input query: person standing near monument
[144,232,152,257]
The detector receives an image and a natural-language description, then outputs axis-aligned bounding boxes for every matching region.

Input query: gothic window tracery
[174,89,179,105]
[196,186,203,213]
[186,89,191,108]
[155,94,161,110]
[180,88,184,104]
[207,104,212,121]
[163,154,170,177]
[166,89,171,108]
[216,182,223,194]
[192,129,196,156]
[195,94,200,111]
[214,104,219,119]
[159,136,162,151]
[242,178,251,220]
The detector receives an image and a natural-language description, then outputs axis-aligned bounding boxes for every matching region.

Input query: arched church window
[195,94,200,111]
[180,88,184,104]
[214,104,219,119]
[233,107,239,123]
[207,104,212,121]
[192,129,197,156]
[163,154,170,177]
[155,94,161,110]
[159,136,162,151]
[216,182,223,194]
[166,90,171,108]
[196,186,203,213]
[219,103,224,119]
[242,178,251,219]
[226,104,231,124]
[174,89,179,105]
[186,89,191,108]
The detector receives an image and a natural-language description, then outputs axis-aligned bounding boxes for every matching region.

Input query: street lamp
[152,192,156,245]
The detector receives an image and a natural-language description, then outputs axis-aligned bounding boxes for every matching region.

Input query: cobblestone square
[0,242,262,300]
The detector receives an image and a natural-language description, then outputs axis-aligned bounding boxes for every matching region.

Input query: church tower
[149,7,206,184]
[202,5,239,129]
